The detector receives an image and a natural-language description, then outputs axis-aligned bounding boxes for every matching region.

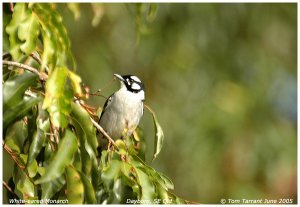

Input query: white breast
[99,86,144,139]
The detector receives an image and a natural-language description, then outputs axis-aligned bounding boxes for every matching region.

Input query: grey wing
[99,94,114,123]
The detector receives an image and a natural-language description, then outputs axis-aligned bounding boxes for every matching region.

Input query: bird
[98,74,145,140]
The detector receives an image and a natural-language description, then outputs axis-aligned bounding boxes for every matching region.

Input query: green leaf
[66,166,84,204]
[70,103,97,153]
[70,103,98,187]
[5,3,41,59]
[19,154,38,178]
[5,3,28,60]
[31,3,75,70]
[135,167,156,201]
[155,183,169,203]
[3,96,42,131]
[43,67,73,128]
[115,139,127,156]
[149,108,164,161]
[4,121,27,153]
[40,29,56,71]
[3,72,37,111]
[111,178,136,204]
[68,70,83,96]
[168,192,187,204]
[13,166,36,200]
[35,129,78,184]
[41,175,66,200]
[79,172,96,204]
[101,160,122,186]
[157,172,174,190]
[18,10,40,55]
[27,118,49,165]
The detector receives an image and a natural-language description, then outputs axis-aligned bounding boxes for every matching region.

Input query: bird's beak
[114,74,124,82]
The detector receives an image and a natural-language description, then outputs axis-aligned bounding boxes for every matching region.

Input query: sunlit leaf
[5,3,27,60]
[43,67,73,128]
[157,172,174,190]
[155,183,169,203]
[40,29,56,71]
[31,3,75,70]
[135,167,156,201]
[19,154,38,178]
[68,70,83,96]
[148,108,164,161]
[35,129,78,184]
[66,166,84,204]
[18,10,40,55]
[115,139,127,156]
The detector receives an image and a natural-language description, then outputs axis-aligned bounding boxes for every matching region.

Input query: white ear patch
[131,82,141,90]
[130,76,141,83]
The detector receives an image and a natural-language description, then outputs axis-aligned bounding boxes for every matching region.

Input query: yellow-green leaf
[68,70,83,96]
[66,166,84,204]
[18,11,40,55]
[147,108,164,161]
[5,3,28,60]
[43,67,73,128]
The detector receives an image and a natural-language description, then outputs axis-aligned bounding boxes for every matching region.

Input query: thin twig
[3,142,36,185]
[48,120,56,151]
[30,52,42,65]
[3,181,18,198]
[97,77,115,93]
[3,142,25,169]
[144,103,154,114]
[88,92,107,99]
[30,52,50,72]
[90,117,118,149]
[3,60,48,81]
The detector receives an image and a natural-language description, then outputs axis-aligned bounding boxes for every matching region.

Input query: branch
[3,60,48,81]
[30,52,50,72]
[90,117,118,149]
[3,181,19,198]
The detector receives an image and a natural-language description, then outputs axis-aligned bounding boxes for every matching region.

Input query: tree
[2,3,188,204]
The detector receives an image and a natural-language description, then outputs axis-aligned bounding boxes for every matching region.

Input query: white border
[1,1,299,206]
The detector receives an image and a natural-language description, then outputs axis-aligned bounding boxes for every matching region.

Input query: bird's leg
[107,140,112,151]
[107,140,115,151]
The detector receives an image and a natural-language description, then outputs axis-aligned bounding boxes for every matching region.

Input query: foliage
[2,3,185,204]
